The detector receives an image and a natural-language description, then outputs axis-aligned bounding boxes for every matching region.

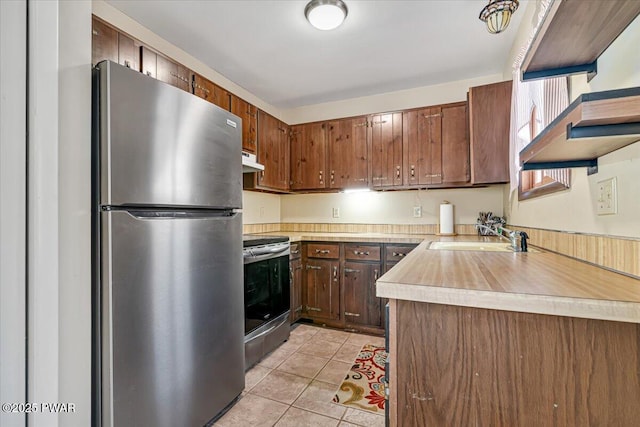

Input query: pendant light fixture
[479,0,519,34]
[305,0,348,31]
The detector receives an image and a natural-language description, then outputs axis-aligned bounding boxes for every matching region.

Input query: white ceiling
[106,0,526,109]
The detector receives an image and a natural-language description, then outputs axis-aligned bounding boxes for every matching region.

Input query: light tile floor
[215,324,386,427]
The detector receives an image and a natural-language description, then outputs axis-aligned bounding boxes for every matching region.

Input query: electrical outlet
[596,177,617,215]
[332,207,340,218]
[413,206,422,218]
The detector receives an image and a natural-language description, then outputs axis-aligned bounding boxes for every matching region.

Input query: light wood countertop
[250,231,427,244]
[377,236,640,323]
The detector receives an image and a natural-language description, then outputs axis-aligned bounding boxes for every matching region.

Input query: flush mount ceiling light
[479,0,519,34]
[305,0,348,31]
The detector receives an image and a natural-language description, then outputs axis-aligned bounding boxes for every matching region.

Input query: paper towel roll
[439,202,454,235]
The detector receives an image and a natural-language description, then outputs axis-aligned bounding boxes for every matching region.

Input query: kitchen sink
[428,241,539,253]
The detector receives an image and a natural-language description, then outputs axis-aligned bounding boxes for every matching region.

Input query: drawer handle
[344,268,360,273]
[392,252,406,257]
[423,113,442,118]
[345,311,360,317]
[307,306,322,312]
[306,265,322,270]
[333,266,338,281]
[353,250,370,256]
[315,249,331,254]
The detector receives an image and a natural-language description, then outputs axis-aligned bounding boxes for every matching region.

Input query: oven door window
[244,256,290,335]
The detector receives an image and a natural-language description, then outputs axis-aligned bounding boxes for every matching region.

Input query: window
[510,75,571,200]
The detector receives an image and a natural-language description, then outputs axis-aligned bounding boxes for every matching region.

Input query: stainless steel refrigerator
[93,61,244,427]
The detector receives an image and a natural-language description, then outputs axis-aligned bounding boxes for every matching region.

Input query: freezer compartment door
[96,61,242,208]
[100,210,244,427]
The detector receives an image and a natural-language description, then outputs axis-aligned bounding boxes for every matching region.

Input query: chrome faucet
[475,224,529,252]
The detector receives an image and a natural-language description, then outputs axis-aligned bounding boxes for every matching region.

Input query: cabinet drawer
[290,242,301,260]
[344,244,381,261]
[307,243,340,259]
[385,245,416,262]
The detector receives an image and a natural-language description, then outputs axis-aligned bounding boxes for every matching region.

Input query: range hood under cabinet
[242,151,264,173]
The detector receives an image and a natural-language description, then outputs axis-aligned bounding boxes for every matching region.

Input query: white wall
[281,187,503,225]
[284,74,504,124]
[0,2,27,426]
[242,191,281,224]
[58,1,92,425]
[505,13,640,238]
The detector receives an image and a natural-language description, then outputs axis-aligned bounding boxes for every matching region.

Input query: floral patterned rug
[332,344,388,413]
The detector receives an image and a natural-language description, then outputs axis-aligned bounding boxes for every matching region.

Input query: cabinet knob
[374,269,378,281]
[333,266,338,281]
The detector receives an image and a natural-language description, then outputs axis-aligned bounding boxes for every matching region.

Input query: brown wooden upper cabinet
[244,110,290,192]
[230,95,258,154]
[403,101,469,187]
[328,116,369,190]
[468,80,512,184]
[92,17,118,66]
[92,16,140,70]
[370,112,403,188]
[193,73,231,111]
[290,122,328,190]
[140,46,192,93]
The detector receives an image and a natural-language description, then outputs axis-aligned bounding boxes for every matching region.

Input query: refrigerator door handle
[125,210,239,220]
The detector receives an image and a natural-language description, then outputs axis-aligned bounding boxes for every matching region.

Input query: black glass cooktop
[242,234,289,248]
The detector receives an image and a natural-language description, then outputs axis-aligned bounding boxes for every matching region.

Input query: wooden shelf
[521,0,640,81]
[520,87,640,170]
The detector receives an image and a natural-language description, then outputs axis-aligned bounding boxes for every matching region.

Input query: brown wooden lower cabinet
[289,242,303,324]
[388,300,640,427]
[343,261,382,329]
[303,258,340,321]
[298,242,417,335]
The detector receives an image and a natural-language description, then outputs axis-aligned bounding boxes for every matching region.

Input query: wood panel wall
[393,300,640,427]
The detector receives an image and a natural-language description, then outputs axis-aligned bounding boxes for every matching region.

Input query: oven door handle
[244,246,289,262]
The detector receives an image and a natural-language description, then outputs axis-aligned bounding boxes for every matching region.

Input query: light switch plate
[596,177,617,215]
[332,207,340,218]
[413,206,422,217]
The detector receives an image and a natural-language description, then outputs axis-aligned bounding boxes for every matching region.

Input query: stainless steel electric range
[242,235,291,369]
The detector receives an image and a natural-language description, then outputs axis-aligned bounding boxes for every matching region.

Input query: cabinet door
[256,110,289,191]
[117,33,139,71]
[404,107,442,186]
[290,258,303,323]
[140,46,157,78]
[371,112,403,188]
[157,55,192,92]
[290,122,327,190]
[441,103,470,184]
[212,85,230,111]
[328,117,369,189]
[343,262,382,328]
[193,73,216,103]
[469,80,512,184]
[304,260,340,321]
[230,96,257,154]
[92,17,118,66]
